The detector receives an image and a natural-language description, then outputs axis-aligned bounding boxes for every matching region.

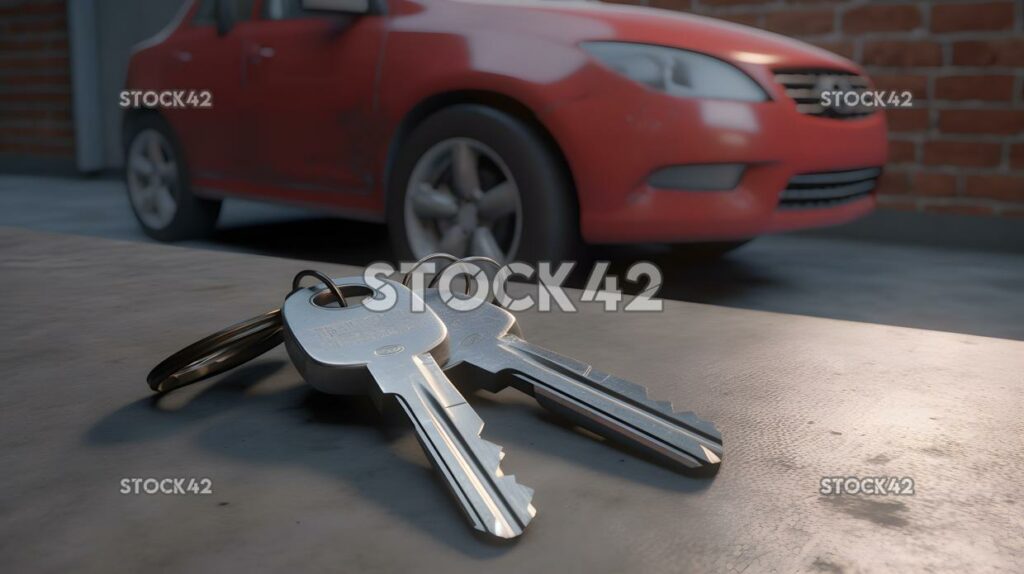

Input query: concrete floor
[2,228,1022,573]
[1,174,1022,340]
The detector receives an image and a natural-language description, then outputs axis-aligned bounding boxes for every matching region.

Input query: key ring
[147,309,284,393]
[149,269,348,393]
[402,253,503,303]
[401,253,461,288]
[292,269,348,307]
[427,255,501,291]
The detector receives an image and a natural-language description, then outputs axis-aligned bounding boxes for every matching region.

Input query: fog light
[648,163,746,191]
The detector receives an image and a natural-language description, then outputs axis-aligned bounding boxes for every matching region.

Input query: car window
[192,0,256,26]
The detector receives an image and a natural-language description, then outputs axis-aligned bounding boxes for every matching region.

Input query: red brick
[935,75,1014,101]
[931,1,1015,33]
[885,109,930,132]
[646,0,692,10]
[0,2,65,16]
[939,110,1024,135]
[911,172,958,197]
[699,0,772,5]
[811,40,856,60]
[864,41,942,67]
[0,56,69,70]
[965,174,1024,201]
[888,140,917,164]
[1010,144,1024,169]
[871,75,928,100]
[716,13,762,27]
[2,125,73,139]
[923,203,996,216]
[0,73,69,87]
[953,40,1024,66]
[763,10,834,36]
[0,141,72,156]
[0,92,68,103]
[0,17,66,34]
[844,4,922,33]
[877,171,911,195]
[923,141,1002,167]
[0,108,70,121]
[0,37,69,52]
[877,195,920,212]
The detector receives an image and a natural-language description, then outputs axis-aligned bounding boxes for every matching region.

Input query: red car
[124,0,887,262]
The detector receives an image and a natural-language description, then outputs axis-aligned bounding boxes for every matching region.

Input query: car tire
[387,104,577,265]
[124,114,221,242]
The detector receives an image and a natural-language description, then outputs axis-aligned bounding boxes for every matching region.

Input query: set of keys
[148,256,723,540]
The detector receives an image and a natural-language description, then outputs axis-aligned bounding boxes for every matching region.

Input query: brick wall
[0,0,74,165]
[609,0,1024,218]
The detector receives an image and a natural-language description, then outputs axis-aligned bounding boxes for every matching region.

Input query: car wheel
[388,104,576,264]
[124,115,220,241]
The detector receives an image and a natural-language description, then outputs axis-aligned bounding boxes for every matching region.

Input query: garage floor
[1,227,1021,573]
[1,174,1021,340]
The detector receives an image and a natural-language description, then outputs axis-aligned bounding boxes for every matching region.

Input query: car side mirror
[302,0,382,15]
[214,0,233,36]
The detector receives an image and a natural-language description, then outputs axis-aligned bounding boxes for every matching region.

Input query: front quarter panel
[377,0,887,243]
[375,0,613,171]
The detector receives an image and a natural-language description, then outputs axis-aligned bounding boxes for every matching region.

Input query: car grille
[778,167,881,209]
[773,69,874,119]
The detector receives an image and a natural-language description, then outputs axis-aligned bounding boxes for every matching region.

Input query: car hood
[464,0,860,74]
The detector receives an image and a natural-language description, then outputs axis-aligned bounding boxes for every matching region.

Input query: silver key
[425,290,723,474]
[281,276,535,539]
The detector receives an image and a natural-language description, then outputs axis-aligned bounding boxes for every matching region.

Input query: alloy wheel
[403,137,523,263]
[127,128,179,230]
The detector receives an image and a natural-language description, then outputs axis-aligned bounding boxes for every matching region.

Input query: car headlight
[581,41,769,102]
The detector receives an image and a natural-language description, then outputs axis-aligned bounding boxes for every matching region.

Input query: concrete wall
[93,0,188,168]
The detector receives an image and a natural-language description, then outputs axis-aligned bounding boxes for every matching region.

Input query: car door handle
[249,45,275,62]
[173,50,192,63]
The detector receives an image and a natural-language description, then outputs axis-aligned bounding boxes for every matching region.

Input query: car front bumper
[543,82,889,244]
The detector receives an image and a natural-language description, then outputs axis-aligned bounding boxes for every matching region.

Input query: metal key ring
[427,256,502,291]
[148,269,348,394]
[401,253,461,288]
[292,269,347,307]
[426,256,504,306]
[147,309,284,393]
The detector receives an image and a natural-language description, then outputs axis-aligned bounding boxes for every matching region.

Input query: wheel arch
[121,107,164,152]
[382,90,579,214]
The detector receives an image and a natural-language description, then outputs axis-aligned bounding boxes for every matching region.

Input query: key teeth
[477,437,535,506]
[477,439,504,466]
[672,410,722,442]
[607,374,723,443]
[498,474,534,501]
[603,373,656,403]
[614,376,723,443]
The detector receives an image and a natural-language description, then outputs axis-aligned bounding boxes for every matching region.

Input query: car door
[235,0,387,195]
[159,0,257,182]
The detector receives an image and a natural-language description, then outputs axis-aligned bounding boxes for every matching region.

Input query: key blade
[372,354,535,539]
[498,336,723,474]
